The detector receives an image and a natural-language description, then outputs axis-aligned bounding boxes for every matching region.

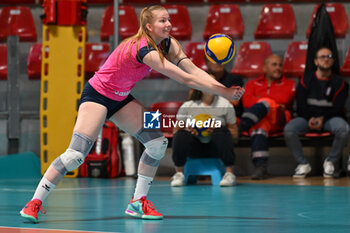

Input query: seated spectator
[189,56,244,116]
[170,79,238,187]
[239,54,296,179]
[205,54,243,87]
[284,47,350,178]
[205,55,244,117]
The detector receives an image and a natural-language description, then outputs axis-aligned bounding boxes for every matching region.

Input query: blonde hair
[116,5,181,65]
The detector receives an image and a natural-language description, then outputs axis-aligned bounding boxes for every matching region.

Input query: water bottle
[121,134,136,176]
[95,128,103,155]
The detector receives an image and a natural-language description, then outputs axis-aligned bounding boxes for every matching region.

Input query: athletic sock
[133,174,153,201]
[32,177,56,202]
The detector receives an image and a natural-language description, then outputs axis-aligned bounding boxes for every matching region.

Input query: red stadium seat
[121,0,161,4]
[0,44,7,80]
[241,131,284,138]
[207,0,246,3]
[254,4,296,39]
[242,129,331,138]
[341,47,350,77]
[85,43,110,79]
[304,132,331,137]
[100,5,139,42]
[163,5,191,40]
[0,6,37,42]
[283,41,308,78]
[86,0,113,3]
[231,41,272,78]
[27,43,42,80]
[306,3,348,38]
[0,0,37,4]
[165,0,203,3]
[203,4,244,40]
[185,42,207,71]
[236,0,286,2]
[149,101,183,138]
[291,0,330,2]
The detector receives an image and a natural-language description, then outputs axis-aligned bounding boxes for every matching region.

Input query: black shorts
[80,82,135,119]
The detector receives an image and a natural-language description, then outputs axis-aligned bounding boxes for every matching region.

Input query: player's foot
[125,196,163,220]
[20,199,46,223]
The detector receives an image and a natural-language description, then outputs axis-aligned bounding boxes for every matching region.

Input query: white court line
[0,183,170,192]
[297,212,312,219]
[0,226,120,233]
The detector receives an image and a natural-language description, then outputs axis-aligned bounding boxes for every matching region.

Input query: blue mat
[0,152,41,178]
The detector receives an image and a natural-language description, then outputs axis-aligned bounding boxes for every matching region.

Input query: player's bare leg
[110,100,165,219]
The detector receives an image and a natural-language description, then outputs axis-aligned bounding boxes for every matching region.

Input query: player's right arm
[143,50,244,101]
[167,39,222,88]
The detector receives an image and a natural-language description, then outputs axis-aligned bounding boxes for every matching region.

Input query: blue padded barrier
[0,152,41,179]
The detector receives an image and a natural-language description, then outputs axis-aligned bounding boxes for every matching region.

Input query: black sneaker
[251,166,268,180]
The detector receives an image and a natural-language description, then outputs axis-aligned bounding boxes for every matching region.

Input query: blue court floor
[1,177,350,233]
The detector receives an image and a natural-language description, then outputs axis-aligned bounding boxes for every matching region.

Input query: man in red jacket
[239,54,296,179]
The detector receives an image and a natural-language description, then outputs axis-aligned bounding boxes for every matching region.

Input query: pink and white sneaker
[20,199,46,223]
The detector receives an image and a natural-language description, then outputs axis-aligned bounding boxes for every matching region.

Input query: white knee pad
[144,136,168,160]
[60,148,85,171]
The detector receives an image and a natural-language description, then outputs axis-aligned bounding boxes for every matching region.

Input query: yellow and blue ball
[204,33,235,65]
[193,114,212,143]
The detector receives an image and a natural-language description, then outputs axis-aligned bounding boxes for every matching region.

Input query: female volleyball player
[20,5,244,222]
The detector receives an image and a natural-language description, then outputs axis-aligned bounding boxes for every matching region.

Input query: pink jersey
[89,37,152,101]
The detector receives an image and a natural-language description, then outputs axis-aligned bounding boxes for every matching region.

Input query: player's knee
[144,136,168,160]
[140,153,160,167]
[60,148,85,171]
[69,132,94,157]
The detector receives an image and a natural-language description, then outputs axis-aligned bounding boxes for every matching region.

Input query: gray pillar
[7,35,20,154]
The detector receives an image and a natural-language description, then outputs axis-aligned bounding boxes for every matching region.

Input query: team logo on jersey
[143,110,161,129]
[114,90,130,96]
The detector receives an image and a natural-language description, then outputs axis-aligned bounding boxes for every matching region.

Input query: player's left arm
[167,39,228,88]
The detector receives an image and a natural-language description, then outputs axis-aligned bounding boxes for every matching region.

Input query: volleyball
[193,114,213,143]
[204,34,235,65]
